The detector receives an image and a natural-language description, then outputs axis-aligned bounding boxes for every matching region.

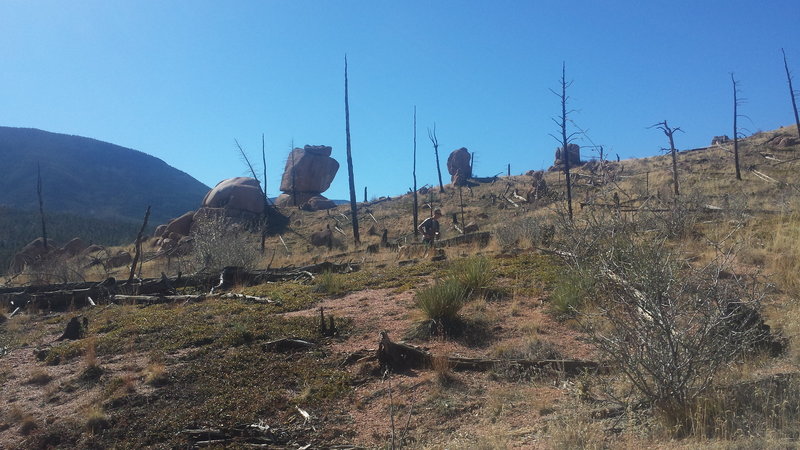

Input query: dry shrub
[85,407,110,434]
[143,363,168,386]
[19,414,38,435]
[546,407,607,450]
[679,373,800,440]
[432,354,455,387]
[768,212,800,294]
[26,369,52,386]
[577,240,778,434]
[191,214,259,273]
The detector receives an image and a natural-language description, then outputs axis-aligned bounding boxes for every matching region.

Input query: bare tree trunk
[782,48,800,139]
[458,186,465,234]
[128,206,151,283]
[261,133,269,252]
[428,124,444,193]
[344,56,361,244]
[36,162,48,252]
[732,73,742,181]
[651,120,682,197]
[557,62,574,220]
[412,107,419,236]
[291,140,297,207]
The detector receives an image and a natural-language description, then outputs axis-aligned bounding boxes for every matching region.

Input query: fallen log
[433,231,492,248]
[263,338,316,352]
[377,331,602,375]
[1,262,359,312]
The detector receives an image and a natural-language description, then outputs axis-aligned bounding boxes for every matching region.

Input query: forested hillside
[0,206,141,271]
[0,127,209,226]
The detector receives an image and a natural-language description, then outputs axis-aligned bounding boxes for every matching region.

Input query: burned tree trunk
[782,48,800,139]
[552,62,576,220]
[651,121,682,196]
[412,106,419,236]
[732,73,742,181]
[428,124,445,193]
[37,162,48,252]
[344,55,361,244]
[128,205,151,283]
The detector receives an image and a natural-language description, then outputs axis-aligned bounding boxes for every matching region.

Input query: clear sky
[2,0,799,201]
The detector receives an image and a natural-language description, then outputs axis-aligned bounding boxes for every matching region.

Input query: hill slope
[0,127,209,225]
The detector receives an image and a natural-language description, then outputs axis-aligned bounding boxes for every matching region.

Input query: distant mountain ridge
[0,127,210,226]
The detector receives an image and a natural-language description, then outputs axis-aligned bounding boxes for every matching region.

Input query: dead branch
[376,332,601,375]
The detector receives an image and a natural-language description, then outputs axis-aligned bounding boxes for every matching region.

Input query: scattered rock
[203,177,265,215]
[163,211,195,237]
[62,238,88,257]
[310,226,334,249]
[106,251,132,268]
[57,316,89,341]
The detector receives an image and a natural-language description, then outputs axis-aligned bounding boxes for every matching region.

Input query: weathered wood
[2,262,359,312]
[377,332,602,375]
[434,231,491,248]
[263,338,316,352]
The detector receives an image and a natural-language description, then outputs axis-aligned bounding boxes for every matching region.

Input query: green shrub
[416,277,469,326]
[549,269,592,317]
[313,271,347,296]
[450,256,495,296]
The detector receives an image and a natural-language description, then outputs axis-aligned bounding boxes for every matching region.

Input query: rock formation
[447,148,472,185]
[151,177,268,251]
[275,145,339,210]
[554,143,581,167]
[202,177,265,215]
[711,135,731,145]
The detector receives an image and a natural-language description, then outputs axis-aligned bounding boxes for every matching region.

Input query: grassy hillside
[0,127,209,226]
[1,125,800,448]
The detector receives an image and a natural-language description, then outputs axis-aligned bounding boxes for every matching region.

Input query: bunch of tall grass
[449,255,495,297]
[415,277,469,327]
[313,271,348,296]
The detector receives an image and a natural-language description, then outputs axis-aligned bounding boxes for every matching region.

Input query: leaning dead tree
[550,62,579,220]
[731,73,743,181]
[428,123,445,193]
[36,162,48,252]
[650,120,683,196]
[782,48,800,139]
[235,137,271,250]
[344,55,361,244]
[128,205,151,283]
[412,106,419,236]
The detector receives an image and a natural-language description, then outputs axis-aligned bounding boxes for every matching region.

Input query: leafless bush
[190,215,259,273]
[576,240,774,433]
[494,217,554,248]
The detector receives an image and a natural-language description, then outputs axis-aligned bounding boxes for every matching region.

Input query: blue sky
[2,0,799,201]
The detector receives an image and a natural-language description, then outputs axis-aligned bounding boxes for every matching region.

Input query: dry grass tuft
[143,363,168,386]
[85,407,110,434]
[26,369,52,386]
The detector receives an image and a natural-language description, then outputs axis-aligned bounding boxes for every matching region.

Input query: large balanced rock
[203,177,265,215]
[276,145,339,210]
[447,148,472,184]
[279,145,339,193]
